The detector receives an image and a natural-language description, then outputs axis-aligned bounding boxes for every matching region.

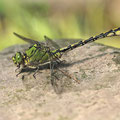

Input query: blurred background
[0,0,120,51]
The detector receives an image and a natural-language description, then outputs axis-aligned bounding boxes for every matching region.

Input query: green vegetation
[0,0,120,51]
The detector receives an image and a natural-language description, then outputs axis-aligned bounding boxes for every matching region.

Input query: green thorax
[24,44,61,66]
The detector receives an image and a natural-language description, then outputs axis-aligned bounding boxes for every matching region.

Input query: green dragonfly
[12,27,120,92]
[12,32,79,93]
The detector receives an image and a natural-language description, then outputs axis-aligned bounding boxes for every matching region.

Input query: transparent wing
[13,32,44,45]
[13,32,83,50]
[13,32,61,50]
[50,61,63,94]
[44,35,61,50]
[50,60,76,94]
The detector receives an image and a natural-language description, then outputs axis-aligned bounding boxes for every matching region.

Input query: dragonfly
[12,27,120,92]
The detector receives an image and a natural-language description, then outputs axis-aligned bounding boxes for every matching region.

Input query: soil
[0,42,120,120]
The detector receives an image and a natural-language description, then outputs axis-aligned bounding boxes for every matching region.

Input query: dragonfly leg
[50,61,55,81]
[15,65,20,72]
[16,69,22,77]
[33,67,40,79]
[57,68,80,84]
[48,49,80,84]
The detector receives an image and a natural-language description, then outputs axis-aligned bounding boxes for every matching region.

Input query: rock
[0,42,120,120]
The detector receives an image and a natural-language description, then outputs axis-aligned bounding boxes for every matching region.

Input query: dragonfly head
[12,52,24,68]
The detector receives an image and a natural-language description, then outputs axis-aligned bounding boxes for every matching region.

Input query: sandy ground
[0,42,120,120]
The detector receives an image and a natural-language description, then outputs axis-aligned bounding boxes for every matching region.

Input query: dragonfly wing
[13,32,45,45]
[44,35,61,50]
[13,33,60,50]
[50,60,74,94]
[50,61,63,94]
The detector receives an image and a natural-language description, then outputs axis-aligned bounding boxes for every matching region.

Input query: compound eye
[16,52,23,63]
[17,55,20,59]
[12,56,15,60]
[12,56,17,64]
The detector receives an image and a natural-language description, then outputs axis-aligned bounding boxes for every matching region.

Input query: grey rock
[0,42,120,120]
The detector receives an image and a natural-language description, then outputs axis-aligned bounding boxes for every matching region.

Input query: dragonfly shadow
[20,63,50,74]
[65,51,120,67]
[19,51,118,77]
[69,53,108,66]
[59,52,113,68]
[18,51,119,94]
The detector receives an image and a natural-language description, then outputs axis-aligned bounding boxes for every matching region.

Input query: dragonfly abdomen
[54,27,120,54]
